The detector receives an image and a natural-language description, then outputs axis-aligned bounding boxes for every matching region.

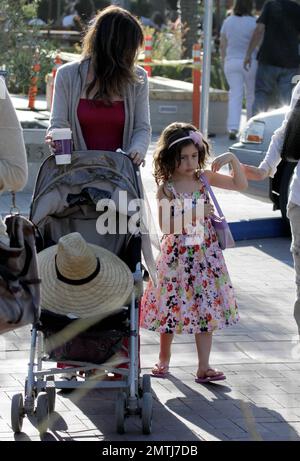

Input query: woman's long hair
[233,0,253,16]
[82,5,144,103]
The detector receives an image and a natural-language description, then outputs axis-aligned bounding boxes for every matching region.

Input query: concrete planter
[149,76,228,134]
[23,128,49,193]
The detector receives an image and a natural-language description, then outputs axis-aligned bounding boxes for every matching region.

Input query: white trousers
[287,202,300,335]
[224,57,257,131]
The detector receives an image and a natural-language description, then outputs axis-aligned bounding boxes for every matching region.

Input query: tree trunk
[180,0,199,59]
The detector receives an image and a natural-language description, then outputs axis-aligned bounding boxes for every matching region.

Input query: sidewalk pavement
[0,105,298,441]
[0,236,298,441]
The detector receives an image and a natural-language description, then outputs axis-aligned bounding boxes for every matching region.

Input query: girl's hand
[209,153,248,191]
[45,134,56,153]
[211,152,235,173]
[129,151,146,167]
[242,164,268,181]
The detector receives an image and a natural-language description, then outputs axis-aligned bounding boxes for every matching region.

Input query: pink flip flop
[151,364,169,378]
[195,368,226,383]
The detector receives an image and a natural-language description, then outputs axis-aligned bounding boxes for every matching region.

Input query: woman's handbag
[200,174,235,250]
[0,206,41,335]
[281,98,300,162]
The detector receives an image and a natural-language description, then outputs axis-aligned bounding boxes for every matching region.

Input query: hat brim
[38,243,134,318]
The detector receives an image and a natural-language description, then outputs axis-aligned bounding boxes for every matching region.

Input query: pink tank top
[77,98,125,151]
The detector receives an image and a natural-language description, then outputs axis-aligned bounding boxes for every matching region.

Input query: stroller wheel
[45,387,56,414]
[36,392,49,435]
[141,392,153,435]
[115,391,126,434]
[45,376,56,413]
[142,374,151,394]
[25,378,36,399]
[11,393,25,433]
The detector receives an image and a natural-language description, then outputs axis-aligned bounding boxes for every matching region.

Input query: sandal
[195,368,226,383]
[151,363,170,378]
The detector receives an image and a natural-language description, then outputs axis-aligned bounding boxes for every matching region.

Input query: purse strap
[200,173,225,218]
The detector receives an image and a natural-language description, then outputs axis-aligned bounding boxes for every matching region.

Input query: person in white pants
[220,0,258,139]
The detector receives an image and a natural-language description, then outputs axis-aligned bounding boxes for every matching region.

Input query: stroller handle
[116,148,143,171]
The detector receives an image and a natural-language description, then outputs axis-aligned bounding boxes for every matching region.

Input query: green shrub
[210,54,228,90]
[142,24,190,81]
[0,0,55,94]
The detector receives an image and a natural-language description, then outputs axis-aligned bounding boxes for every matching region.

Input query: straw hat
[37,232,134,318]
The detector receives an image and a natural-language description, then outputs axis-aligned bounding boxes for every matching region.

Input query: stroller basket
[39,309,129,365]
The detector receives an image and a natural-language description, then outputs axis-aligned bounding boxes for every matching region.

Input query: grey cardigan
[48,58,151,158]
[0,78,28,238]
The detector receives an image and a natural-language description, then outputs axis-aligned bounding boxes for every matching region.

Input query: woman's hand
[129,151,145,167]
[45,134,56,153]
[242,164,268,181]
[211,152,236,173]
[244,54,251,71]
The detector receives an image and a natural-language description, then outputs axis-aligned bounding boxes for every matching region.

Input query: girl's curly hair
[153,122,211,185]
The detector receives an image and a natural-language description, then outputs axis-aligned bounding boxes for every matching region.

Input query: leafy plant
[210,54,228,91]
[142,24,189,80]
[0,0,55,94]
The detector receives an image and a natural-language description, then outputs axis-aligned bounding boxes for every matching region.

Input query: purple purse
[200,174,235,250]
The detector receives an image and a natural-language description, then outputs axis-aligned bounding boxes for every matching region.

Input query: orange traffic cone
[28,50,41,110]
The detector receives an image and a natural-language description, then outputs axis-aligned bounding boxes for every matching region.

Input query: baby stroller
[10,150,153,436]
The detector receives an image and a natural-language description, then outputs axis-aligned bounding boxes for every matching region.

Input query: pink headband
[168,130,203,149]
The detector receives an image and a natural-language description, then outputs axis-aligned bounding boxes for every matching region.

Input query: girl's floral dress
[140,174,239,334]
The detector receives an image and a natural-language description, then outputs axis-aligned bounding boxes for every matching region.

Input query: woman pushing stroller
[46,5,151,166]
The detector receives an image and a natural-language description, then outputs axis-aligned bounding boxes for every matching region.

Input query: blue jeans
[253,63,299,115]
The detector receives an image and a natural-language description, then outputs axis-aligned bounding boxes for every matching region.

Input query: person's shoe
[228,130,238,140]
[195,368,226,383]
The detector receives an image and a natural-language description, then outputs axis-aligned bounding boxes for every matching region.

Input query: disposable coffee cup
[52,128,72,165]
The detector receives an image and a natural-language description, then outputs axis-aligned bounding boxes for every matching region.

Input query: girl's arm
[207,152,248,191]
[156,184,174,233]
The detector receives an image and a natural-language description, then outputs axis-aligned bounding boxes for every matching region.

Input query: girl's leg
[195,332,224,379]
[152,333,174,375]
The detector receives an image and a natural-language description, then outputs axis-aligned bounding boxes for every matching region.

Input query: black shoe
[228,130,238,140]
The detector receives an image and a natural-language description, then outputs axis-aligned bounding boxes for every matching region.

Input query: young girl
[140,122,248,383]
